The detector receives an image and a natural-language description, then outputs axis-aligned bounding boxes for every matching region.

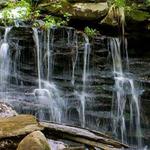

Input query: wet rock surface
[48,139,67,150]
[0,102,17,118]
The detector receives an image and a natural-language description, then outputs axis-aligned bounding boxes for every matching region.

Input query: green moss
[0,115,43,139]
[145,0,150,6]
[126,7,150,21]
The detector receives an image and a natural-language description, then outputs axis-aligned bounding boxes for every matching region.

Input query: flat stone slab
[0,115,43,139]
[38,1,108,20]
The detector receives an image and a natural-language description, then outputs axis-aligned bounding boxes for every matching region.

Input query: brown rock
[38,1,108,20]
[0,115,43,139]
[17,131,51,150]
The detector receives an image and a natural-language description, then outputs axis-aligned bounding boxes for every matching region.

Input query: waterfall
[0,27,12,100]
[71,32,78,86]
[71,32,91,127]
[109,38,143,149]
[32,28,64,123]
[46,28,55,81]
[79,34,91,128]
[33,28,42,89]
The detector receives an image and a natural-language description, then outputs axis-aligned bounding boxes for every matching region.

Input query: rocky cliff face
[0,26,149,146]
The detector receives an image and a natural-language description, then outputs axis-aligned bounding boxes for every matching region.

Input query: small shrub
[84,27,97,38]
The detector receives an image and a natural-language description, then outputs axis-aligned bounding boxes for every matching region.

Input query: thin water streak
[0,27,12,100]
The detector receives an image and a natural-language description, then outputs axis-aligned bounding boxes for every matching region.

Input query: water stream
[109,38,143,149]
[32,28,64,123]
[0,27,12,100]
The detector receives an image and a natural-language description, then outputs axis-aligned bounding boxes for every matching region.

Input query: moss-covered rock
[101,3,150,27]
[0,115,43,139]
[100,5,123,26]
[126,8,150,22]
[17,131,50,150]
[38,0,108,20]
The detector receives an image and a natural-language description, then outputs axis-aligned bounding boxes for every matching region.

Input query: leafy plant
[84,27,97,38]
[109,0,125,7]
[115,0,125,7]
[42,15,68,29]
[0,0,31,25]
[63,12,72,22]
[145,0,150,6]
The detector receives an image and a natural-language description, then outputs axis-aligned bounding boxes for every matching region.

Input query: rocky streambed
[0,102,128,150]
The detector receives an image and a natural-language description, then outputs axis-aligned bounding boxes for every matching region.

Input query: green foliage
[114,0,125,7]
[109,0,125,7]
[63,12,72,22]
[0,0,31,25]
[40,11,72,29]
[84,27,97,38]
[145,0,150,6]
[0,0,71,28]
[42,15,68,29]
[51,3,63,10]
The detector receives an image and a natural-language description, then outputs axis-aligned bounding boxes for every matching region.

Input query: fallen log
[40,122,129,150]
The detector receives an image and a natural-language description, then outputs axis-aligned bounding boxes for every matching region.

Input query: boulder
[17,131,51,150]
[38,1,108,20]
[0,102,17,118]
[48,139,67,150]
[0,114,43,139]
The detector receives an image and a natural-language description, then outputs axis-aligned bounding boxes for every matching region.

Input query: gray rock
[48,139,67,150]
[0,102,17,118]
[38,1,108,20]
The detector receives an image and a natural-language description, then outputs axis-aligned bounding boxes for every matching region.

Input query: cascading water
[70,31,91,127]
[33,28,42,89]
[71,31,78,86]
[46,28,55,81]
[32,28,64,123]
[109,37,143,149]
[0,25,148,149]
[77,34,91,128]
[0,27,12,100]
